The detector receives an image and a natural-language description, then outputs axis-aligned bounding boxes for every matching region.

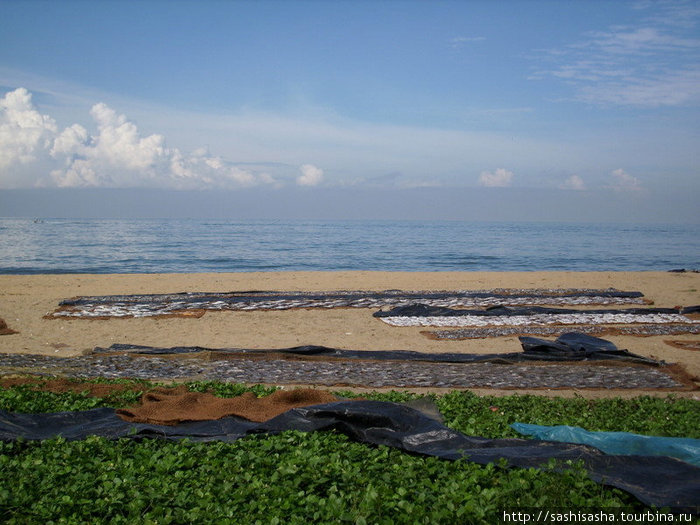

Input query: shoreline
[1,271,698,397]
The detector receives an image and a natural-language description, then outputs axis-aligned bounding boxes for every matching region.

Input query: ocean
[0,218,697,274]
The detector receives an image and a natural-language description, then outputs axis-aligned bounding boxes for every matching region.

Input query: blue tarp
[511,423,700,467]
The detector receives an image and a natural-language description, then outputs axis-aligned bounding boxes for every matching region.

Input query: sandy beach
[1,271,698,397]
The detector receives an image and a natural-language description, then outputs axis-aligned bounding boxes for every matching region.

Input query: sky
[0,0,698,222]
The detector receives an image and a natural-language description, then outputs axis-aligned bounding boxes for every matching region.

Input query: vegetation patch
[1,378,698,523]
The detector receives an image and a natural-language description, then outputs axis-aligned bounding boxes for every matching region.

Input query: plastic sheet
[1,401,698,511]
[511,423,700,467]
[517,332,659,363]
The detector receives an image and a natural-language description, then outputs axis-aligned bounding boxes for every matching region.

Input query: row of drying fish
[49,288,645,318]
[0,352,681,389]
[427,323,700,340]
[378,312,695,327]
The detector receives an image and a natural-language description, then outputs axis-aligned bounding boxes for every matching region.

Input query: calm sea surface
[0,218,697,274]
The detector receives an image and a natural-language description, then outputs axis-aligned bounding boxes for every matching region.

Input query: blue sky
[0,0,698,221]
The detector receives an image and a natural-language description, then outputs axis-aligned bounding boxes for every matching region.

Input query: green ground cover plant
[1,379,698,524]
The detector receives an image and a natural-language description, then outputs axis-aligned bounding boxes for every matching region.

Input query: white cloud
[450,36,486,48]
[50,123,88,157]
[574,65,700,107]
[257,172,279,186]
[87,102,168,172]
[0,87,57,170]
[530,2,700,107]
[0,87,274,189]
[608,168,643,192]
[560,174,585,190]
[297,164,324,186]
[0,73,584,190]
[478,168,513,187]
[635,0,700,29]
[49,159,99,188]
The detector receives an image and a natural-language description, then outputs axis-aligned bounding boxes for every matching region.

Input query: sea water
[0,218,697,274]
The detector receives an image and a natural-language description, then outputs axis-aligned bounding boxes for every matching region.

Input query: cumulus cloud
[478,168,513,187]
[0,87,57,170]
[297,164,324,186]
[50,123,88,158]
[560,174,585,190]
[607,168,643,192]
[0,87,275,189]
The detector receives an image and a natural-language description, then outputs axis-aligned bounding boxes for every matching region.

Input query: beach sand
[0,271,698,397]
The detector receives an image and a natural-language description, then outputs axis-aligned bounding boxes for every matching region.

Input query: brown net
[116,388,343,425]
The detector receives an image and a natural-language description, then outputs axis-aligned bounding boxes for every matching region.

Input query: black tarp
[516,332,659,362]
[94,332,661,365]
[0,401,698,512]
